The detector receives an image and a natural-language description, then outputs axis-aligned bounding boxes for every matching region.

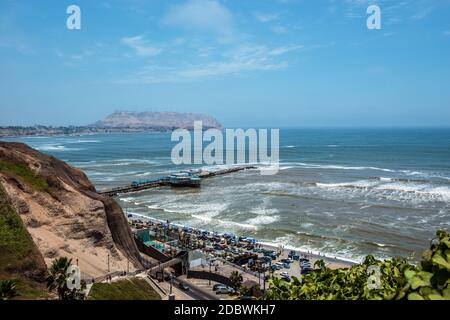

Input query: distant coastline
[0,126,181,138]
[0,111,222,137]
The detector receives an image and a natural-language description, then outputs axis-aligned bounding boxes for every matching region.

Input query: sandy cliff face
[0,142,142,278]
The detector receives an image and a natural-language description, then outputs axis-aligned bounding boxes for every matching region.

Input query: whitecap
[245,215,280,225]
[120,197,136,203]
[250,207,279,215]
[35,144,82,152]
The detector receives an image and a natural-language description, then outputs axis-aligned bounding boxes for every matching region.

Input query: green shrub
[264,230,450,300]
[0,186,49,299]
[0,160,49,192]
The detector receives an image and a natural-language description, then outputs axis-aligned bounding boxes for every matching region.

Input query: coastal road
[173,277,217,300]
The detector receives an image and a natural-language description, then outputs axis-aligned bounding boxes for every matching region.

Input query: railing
[215,256,261,278]
[84,261,161,285]
[148,258,183,274]
[187,270,233,287]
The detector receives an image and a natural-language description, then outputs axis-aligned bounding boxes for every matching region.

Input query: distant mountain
[91,111,222,130]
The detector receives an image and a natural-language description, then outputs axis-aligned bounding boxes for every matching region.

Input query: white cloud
[0,8,33,54]
[269,45,303,56]
[54,48,96,67]
[271,25,289,34]
[410,4,435,21]
[255,12,279,23]
[119,43,303,83]
[254,12,289,34]
[163,0,234,40]
[113,1,316,84]
[121,35,162,57]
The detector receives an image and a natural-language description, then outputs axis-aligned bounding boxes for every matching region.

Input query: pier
[98,165,256,197]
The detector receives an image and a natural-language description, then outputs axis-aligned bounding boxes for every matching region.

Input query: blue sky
[1,0,450,127]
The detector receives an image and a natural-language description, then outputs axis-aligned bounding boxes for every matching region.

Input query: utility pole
[209,260,212,285]
[168,273,176,301]
[263,270,266,292]
[107,254,110,273]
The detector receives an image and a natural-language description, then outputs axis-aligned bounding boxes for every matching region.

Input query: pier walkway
[98,165,256,197]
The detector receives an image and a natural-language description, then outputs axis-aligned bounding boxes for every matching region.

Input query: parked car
[178,282,190,291]
[281,275,291,282]
[280,271,289,277]
[281,258,293,264]
[213,284,227,291]
[271,264,281,271]
[268,253,277,260]
[263,250,275,256]
[216,286,235,294]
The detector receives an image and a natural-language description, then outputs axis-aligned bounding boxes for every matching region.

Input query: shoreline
[257,240,359,266]
[0,129,175,139]
[126,212,358,269]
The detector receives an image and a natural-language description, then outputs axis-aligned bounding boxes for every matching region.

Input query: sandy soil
[1,177,134,278]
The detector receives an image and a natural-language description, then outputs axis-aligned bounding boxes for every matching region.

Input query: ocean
[4,128,450,262]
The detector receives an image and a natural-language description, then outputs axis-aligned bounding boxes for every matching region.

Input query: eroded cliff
[0,142,142,278]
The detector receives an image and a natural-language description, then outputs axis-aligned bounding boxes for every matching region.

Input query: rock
[44,249,59,258]
[26,217,41,228]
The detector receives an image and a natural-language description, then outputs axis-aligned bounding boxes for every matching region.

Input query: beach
[128,212,355,276]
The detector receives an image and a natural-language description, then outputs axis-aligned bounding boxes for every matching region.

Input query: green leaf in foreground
[263,230,450,300]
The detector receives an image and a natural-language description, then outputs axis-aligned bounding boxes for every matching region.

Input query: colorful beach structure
[168,172,201,187]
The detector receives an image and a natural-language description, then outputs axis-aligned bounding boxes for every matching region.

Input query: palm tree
[46,257,75,300]
[229,271,243,290]
[0,280,18,300]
